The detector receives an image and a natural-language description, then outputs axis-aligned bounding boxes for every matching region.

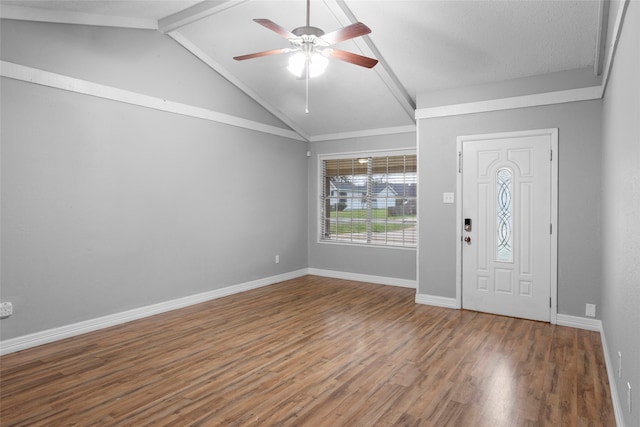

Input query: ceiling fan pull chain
[233,0,377,114]
[305,56,310,114]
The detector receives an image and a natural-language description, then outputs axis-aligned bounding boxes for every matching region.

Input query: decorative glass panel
[496,168,513,262]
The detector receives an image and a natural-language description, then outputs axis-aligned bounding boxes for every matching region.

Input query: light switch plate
[443,192,455,204]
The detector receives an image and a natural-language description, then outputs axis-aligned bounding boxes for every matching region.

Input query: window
[320,151,417,248]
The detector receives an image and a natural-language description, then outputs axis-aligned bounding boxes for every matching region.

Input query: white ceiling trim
[600,0,630,98]
[167,30,311,141]
[0,60,305,141]
[0,4,158,29]
[310,125,416,142]
[415,0,630,120]
[593,0,610,76]
[158,0,249,33]
[325,0,416,120]
[165,0,414,142]
[415,85,602,120]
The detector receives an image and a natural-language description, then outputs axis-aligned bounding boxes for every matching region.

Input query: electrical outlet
[628,382,632,413]
[275,255,280,264]
[585,303,596,317]
[618,352,622,378]
[0,302,13,318]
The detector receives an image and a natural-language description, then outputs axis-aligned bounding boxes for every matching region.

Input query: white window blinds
[320,153,417,248]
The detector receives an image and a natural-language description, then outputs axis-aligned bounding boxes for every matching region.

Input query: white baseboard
[414,293,459,309]
[306,268,416,289]
[556,314,623,426]
[0,268,414,355]
[0,269,308,356]
[556,314,602,331]
[599,327,625,427]
[0,270,626,426]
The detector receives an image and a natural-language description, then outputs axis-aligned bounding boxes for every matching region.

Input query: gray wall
[307,133,417,281]
[601,2,639,425]
[0,19,287,128]
[417,100,603,318]
[0,21,308,340]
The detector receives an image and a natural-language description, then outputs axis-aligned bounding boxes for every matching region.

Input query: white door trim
[455,128,558,323]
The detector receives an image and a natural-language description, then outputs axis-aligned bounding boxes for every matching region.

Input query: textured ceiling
[349,0,599,96]
[1,0,602,140]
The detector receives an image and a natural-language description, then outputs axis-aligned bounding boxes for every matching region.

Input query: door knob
[464,236,471,244]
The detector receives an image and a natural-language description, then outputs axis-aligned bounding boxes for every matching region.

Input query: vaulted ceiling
[1,0,606,141]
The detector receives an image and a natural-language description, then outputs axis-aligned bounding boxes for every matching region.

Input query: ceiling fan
[233,0,378,112]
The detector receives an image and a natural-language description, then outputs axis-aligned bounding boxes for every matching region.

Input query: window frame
[317,148,417,249]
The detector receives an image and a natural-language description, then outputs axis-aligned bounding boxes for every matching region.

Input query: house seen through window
[320,152,417,248]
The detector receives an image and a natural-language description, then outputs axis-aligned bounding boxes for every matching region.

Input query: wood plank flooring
[0,275,615,426]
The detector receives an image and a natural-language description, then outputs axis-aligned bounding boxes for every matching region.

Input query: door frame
[455,128,559,324]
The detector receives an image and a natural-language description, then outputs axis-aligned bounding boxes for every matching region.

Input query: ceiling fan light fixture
[287,51,329,78]
[233,0,377,112]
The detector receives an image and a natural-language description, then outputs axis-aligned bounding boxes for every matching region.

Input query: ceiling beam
[599,0,630,97]
[323,0,416,122]
[168,31,311,141]
[158,0,249,33]
[593,0,610,76]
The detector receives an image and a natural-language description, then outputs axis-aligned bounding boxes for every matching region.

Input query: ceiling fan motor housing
[291,26,331,50]
[292,26,325,38]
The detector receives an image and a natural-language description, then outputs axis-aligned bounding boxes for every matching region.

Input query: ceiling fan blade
[233,48,291,61]
[254,18,296,39]
[328,49,378,68]
[320,22,371,45]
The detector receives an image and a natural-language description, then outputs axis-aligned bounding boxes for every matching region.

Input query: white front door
[460,129,557,322]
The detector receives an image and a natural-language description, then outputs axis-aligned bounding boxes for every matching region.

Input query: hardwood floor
[1,275,615,426]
